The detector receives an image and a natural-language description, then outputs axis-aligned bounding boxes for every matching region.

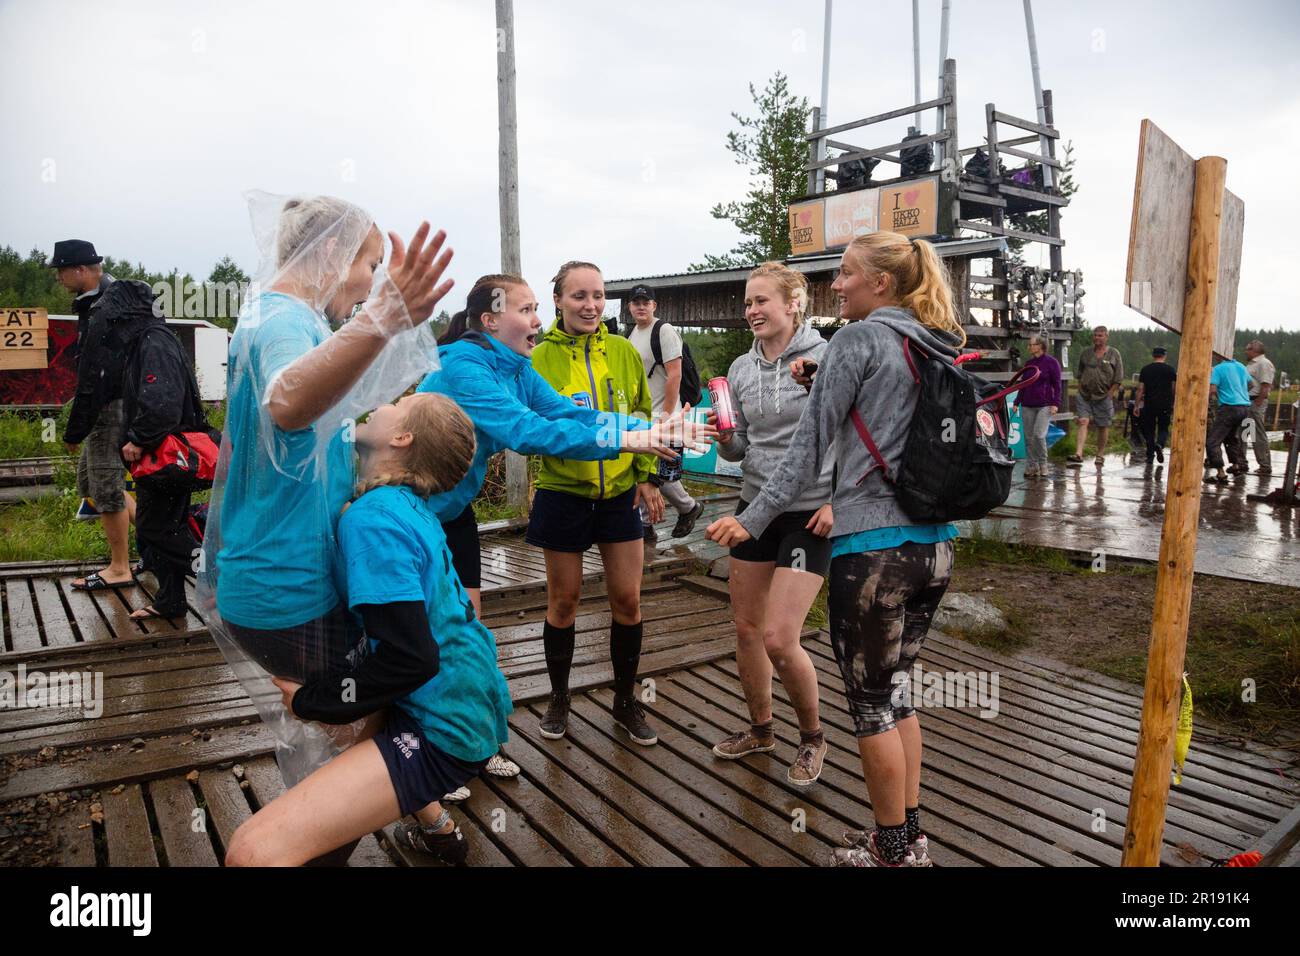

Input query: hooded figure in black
[116,281,211,620]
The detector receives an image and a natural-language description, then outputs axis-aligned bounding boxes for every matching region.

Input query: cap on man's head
[1152,346,1167,357]
[629,284,656,301]
[49,240,103,268]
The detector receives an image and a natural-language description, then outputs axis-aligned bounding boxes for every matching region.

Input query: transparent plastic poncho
[196,191,440,787]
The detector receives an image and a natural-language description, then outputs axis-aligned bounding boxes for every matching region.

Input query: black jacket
[72,273,114,347]
[64,279,158,445]
[120,313,206,453]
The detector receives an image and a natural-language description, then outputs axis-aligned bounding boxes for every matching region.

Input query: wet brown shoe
[712,728,776,760]
[787,738,827,787]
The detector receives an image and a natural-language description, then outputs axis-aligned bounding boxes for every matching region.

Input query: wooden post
[1121,155,1227,867]
[496,0,529,511]
[943,59,958,229]
[807,106,821,196]
[1042,90,1063,274]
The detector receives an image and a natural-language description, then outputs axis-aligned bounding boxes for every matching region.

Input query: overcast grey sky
[2,0,1298,331]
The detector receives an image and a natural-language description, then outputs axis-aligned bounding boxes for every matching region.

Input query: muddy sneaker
[830,830,917,867]
[787,738,827,787]
[484,752,520,778]
[671,502,704,538]
[841,828,932,867]
[612,697,658,746]
[393,819,469,866]
[712,728,777,760]
[538,693,570,740]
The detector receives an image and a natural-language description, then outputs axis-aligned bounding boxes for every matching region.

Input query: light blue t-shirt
[1210,361,1252,407]
[216,292,355,629]
[830,523,960,559]
[339,485,512,762]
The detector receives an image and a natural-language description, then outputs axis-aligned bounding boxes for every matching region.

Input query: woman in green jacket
[528,260,701,747]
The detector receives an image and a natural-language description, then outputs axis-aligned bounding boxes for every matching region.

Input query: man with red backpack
[117,281,216,621]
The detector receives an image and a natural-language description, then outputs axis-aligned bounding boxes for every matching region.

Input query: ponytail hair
[846,232,965,346]
[438,273,527,345]
[748,262,810,325]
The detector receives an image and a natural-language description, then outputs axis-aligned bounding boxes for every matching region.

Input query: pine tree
[691,72,811,272]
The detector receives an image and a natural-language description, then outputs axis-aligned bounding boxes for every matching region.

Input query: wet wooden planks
[7,512,1296,868]
[46,755,395,867]
[0,562,714,760]
[0,523,618,659]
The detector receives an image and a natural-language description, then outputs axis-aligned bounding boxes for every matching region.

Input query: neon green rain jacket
[530,321,655,499]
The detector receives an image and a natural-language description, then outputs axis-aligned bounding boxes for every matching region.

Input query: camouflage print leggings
[828,540,954,738]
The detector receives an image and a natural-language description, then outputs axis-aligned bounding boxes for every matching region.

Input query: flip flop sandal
[72,571,134,592]
[130,605,183,621]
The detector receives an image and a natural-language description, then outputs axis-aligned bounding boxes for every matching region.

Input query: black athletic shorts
[729,498,832,577]
[374,707,488,817]
[226,603,366,684]
[441,501,481,590]
[525,486,644,553]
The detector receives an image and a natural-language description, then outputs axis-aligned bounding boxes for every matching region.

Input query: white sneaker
[484,753,521,778]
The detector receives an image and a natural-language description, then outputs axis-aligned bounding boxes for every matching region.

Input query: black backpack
[849,337,1038,522]
[642,319,702,407]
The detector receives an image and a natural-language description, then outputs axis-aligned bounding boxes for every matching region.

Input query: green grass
[0,491,135,563]
[956,521,1083,573]
[0,410,66,459]
[472,499,527,523]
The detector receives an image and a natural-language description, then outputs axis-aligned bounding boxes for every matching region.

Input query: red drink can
[708,376,738,434]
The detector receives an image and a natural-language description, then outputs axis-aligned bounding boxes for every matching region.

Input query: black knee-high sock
[543,621,575,696]
[610,620,643,700]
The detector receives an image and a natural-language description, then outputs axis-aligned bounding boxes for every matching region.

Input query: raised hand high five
[386,223,455,326]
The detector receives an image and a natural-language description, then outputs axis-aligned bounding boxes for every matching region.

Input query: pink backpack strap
[849,408,892,485]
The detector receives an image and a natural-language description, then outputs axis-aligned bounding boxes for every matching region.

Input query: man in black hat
[49,240,135,591]
[1135,345,1176,466]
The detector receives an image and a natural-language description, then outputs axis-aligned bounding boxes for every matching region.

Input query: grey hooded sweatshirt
[734,306,961,541]
[717,322,834,512]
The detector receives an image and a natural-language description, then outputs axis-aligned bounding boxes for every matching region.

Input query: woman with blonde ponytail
[708,231,963,867]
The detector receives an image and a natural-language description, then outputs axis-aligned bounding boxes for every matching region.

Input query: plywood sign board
[878,176,939,237]
[824,188,880,248]
[1125,120,1244,359]
[2,308,49,330]
[0,308,49,369]
[789,200,827,256]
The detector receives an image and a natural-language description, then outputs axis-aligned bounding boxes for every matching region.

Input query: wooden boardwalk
[2,505,1297,867]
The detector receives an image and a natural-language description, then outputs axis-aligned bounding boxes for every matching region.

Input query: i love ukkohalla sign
[788,174,940,256]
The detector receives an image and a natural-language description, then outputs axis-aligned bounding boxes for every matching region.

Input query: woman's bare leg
[225,738,399,867]
[543,550,586,628]
[729,559,776,724]
[762,567,824,734]
[596,539,644,625]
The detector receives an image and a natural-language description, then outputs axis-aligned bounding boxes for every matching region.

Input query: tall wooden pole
[496,0,528,509]
[1121,155,1227,866]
